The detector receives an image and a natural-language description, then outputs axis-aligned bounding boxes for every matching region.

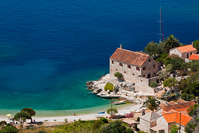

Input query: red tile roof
[110,48,149,67]
[188,54,199,60]
[163,112,192,126]
[161,101,195,112]
[176,45,197,53]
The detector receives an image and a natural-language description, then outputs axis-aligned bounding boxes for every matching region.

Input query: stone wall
[170,48,197,61]
[181,50,197,60]
[141,57,159,78]
[110,59,141,82]
[169,48,182,58]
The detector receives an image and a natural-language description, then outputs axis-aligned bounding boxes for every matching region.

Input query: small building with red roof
[169,43,197,60]
[139,100,195,133]
[188,54,199,61]
[110,45,159,93]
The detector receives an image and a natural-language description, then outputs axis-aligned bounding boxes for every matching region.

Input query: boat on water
[97,93,110,98]
[113,100,125,105]
[97,93,120,98]
[97,111,105,114]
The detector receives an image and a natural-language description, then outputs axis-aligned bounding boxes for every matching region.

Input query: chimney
[120,44,122,49]
[191,42,194,47]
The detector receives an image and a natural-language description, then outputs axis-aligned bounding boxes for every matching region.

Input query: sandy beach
[0,104,143,123]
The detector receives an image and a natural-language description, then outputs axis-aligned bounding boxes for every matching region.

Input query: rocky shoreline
[86,74,153,105]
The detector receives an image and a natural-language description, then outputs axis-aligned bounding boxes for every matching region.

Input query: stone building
[169,43,197,61]
[139,100,194,133]
[109,45,159,93]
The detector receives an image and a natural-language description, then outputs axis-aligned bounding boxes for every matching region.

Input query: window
[136,67,140,71]
[132,73,135,75]
[149,59,150,62]
[116,69,118,71]
[128,65,131,69]
[191,52,192,55]
[143,67,146,70]
[112,60,114,64]
[187,53,189,58]
[153,73,156,77]
[119,63,123,67]
[143,75,145,77]
[124,71,126,73]
[153,65,155,68]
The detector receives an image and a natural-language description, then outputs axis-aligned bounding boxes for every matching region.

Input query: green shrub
[149,81,158,87]
[93,120,103,129]
[100,117,108,123]
[36,130,47,133]
[0,121,7,126]
[114,72,123,78]
[0,124,19,133]
[99,120,128,133]
[138,131,147,133]
[126,128,134,133]
[137,117,140,122]
[104,82,115,92]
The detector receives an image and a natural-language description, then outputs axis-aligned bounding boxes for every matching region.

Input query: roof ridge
[119,48,149,56]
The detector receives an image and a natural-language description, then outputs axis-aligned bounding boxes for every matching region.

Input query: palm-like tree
[143,96,160,111]
[164,35,181,53]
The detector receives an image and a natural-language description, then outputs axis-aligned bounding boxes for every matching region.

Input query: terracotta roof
[188,54,199,60]
[163,112,192,126]
[110,48,149,67]
[176,45,197,53]
[161,101,195,112]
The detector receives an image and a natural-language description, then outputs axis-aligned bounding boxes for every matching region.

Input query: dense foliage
[14,111,30,127]
[149,81,158,88]
[104,82,115,92]
[99,120,134,133]
[163,35,182,53]
[144,41,163,56]
[193,39,199,52]
[22,108,36,123]
[163,77,177,89]
[170,124,178,133]
[177,74,199,100]
[185,104,199,133]
[0,124,19,133]
[114,72,123,78]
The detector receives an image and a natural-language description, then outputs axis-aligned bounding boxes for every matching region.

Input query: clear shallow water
[0,0,199,115]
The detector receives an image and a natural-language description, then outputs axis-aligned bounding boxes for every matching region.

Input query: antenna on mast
[159,6,164,43]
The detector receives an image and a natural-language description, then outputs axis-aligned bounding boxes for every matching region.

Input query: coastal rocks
[86,81,94,90]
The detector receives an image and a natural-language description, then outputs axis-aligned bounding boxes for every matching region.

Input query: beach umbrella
[6,114,11,117]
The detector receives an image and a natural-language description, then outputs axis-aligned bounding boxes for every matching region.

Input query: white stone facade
[169,45,197,60]
[110,57,159,91]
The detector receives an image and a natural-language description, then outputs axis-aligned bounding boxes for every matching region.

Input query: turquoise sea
[0,0,199,116]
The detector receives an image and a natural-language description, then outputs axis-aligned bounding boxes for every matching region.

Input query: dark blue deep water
[0,0,199,113]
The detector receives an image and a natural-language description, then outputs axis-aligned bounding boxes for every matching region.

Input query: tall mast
[159,6,162,43]
[159,7,164,43]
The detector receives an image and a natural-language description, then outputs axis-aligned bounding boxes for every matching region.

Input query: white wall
[169,48,182,58]
[110,59,141,82]
[156,116,169,133]
[140,118,151,132]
